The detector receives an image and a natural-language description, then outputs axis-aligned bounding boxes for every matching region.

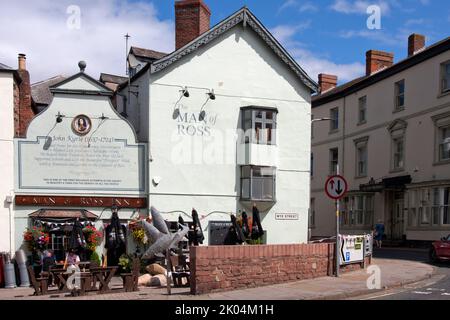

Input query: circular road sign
[325,175,348,200]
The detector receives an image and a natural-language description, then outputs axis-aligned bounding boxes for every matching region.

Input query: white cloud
[278,0,319,14]
[271,21,312,43]
[404,18,426,27]
[330,0,391,15]
[299,3,319,13]
[0,0,174,83]
[278,0,298,14]
[271,24,365,83]
[291,47,365,83]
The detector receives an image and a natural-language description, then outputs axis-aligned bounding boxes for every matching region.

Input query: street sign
[325,175,348,200]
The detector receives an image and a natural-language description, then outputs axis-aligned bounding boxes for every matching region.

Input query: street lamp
[311,117,332,124]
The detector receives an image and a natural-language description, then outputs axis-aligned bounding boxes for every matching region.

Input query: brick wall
[190,243,370,295]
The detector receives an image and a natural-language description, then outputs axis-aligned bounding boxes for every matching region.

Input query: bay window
[242,107,277,145]
[341,194,374,228]
[240,166,276,202]
[408,187,450,228]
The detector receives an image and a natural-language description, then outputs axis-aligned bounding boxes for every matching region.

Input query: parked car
[429,235,450,262]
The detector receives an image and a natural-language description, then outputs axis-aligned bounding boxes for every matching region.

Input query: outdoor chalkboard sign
[208,221,233,245]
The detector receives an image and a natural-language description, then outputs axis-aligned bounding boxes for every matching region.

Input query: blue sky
[0,0,448,84]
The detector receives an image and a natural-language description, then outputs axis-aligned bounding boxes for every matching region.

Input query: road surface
[357,247,450,300]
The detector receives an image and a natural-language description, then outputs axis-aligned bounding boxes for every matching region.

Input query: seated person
[64,249,81,269]
[42,250,56,272]
[42,250,57,285]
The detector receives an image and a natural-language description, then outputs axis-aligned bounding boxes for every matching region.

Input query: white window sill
[437,90,450,99]
[393,107,405,114]
[433,159,450,167]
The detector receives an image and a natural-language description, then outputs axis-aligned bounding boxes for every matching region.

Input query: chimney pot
[366,50,394,76]
[175,0,211,50]
[318,74,338,93]
[18,53,26,70]
[408,34,426,57]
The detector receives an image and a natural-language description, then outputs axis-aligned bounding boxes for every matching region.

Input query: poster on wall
[339,235,365,265]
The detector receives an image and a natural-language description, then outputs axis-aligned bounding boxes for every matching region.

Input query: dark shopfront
[28,209,98,262]
[17,195,148,272]
[360,175,412,241]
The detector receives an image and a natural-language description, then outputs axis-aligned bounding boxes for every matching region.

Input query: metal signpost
[325,170,348,277]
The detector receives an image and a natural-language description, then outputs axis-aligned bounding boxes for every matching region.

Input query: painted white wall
[0,73,15,254]
[145,25,312,244]
[311,49,450,241]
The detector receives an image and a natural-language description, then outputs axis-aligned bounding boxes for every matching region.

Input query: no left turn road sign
[325,175,348,200]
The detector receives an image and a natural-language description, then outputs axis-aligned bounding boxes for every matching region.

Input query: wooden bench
[27,265,49,296]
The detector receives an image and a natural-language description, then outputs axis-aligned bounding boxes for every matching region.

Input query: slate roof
[130,47,168,63]
[31,75,67,106]
[100,73,128,85]
[0,62,13,71]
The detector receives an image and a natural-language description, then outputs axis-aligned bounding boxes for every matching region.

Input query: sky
[0,0,448,84]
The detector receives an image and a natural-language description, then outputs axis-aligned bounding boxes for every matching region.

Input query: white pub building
[10,0,317,257]
[118,1,317,244]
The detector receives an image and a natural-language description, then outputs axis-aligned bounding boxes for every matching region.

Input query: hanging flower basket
[83,225,103,251]
[23,226,50,252]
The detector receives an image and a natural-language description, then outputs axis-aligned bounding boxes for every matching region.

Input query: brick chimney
[318,74,338,93]
[15,53,35,138]
[175,0,211,50]
[366,50,394,76]
[408,33,426,57]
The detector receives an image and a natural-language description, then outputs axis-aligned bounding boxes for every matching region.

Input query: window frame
[358,96,367,124]
[340,194,374,228]
[241,107,278,146]
[441,60,450,94]
[394,79,406,111]
[354,137,369,178]
[408,187,450,229]
[240,165,276,202]
[329,148,339,175]
[391,135,405,172]
[329,107,339,133]
[432,112,450,165]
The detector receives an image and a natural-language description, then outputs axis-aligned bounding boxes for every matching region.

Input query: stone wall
[190,243,370,295]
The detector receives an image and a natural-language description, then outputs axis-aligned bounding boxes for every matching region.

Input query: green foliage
[118,254,132,273]
[89,251,101,266]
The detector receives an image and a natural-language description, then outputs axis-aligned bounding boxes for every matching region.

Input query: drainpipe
[7,190,14,257]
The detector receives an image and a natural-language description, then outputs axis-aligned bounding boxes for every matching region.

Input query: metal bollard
[3,254,17,289]
[15,250,30,287]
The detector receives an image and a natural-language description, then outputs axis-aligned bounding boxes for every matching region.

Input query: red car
[429,235,450,262]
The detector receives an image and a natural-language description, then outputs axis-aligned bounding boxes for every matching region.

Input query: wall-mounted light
[181,86,190,98]
[207,89,216,100]
[199,89,216,122]
[56,112,65,123]
[173,86,190,120]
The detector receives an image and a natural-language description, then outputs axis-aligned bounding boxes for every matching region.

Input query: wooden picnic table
[89,267,118,294]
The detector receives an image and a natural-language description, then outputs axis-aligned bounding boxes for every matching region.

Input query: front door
[392,198,405,240]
